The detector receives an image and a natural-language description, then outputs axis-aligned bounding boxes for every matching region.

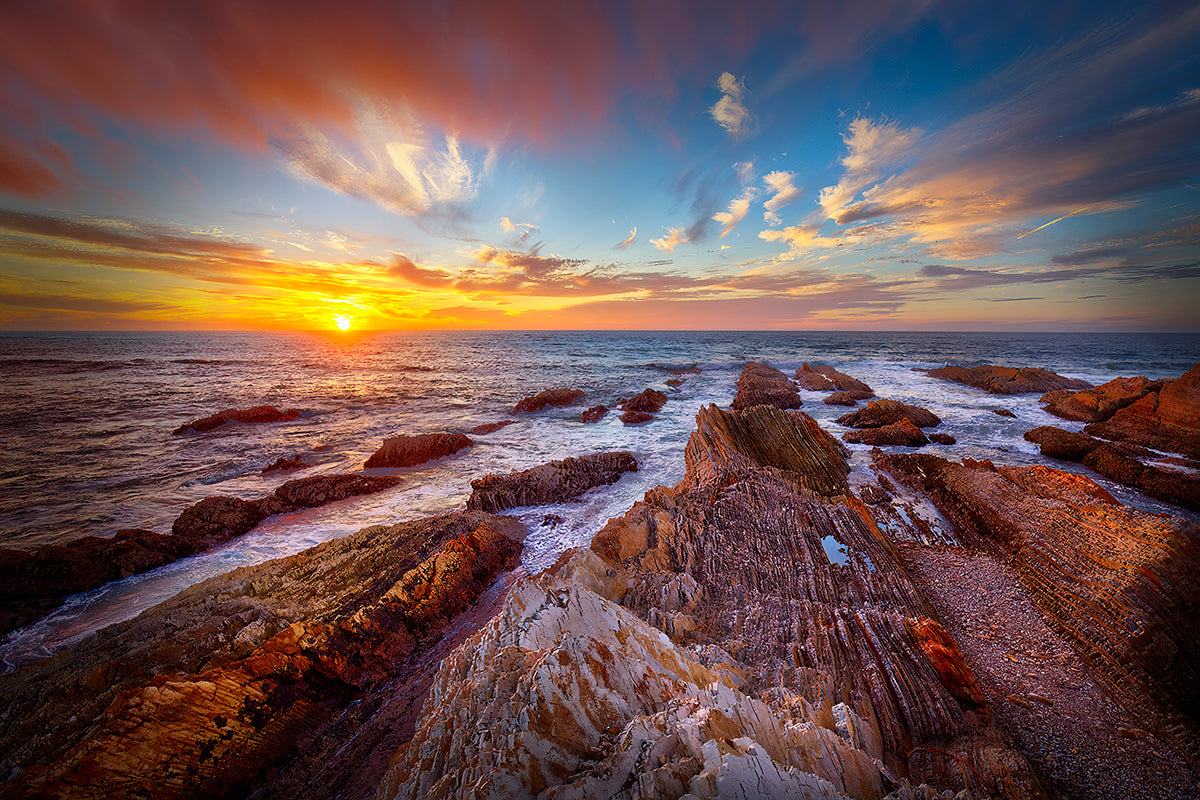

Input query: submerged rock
[731,362,802,411]
[364,432,473,468]
[261,455,307,473]
[466,451,638,513]
[929,433,957,445]
[173,405,303,435]
[926,364,1092,395]
[621,410,654,424]
[471,420,517,435]
[512,388,585,414]
[623,388,669,413]
[824,390,869,406]
[580,404,608,423]
[837,398,941,429]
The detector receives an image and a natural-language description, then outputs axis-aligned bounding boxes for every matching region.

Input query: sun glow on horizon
[333,315,353,331]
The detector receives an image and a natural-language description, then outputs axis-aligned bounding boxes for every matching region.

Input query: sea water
[1,330,1197,668]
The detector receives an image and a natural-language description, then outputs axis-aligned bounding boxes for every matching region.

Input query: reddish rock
[580,405,608,423]
[1024,425,1100,461]
[731,362,802,411]
[1042,376,1166,423]
[471,420,516,435]
[843,417,930,446]
[907,618,988,711]
[467,451,638,512]
[795,362,874,396]
[929,433,957,445]
[173,405,303,435]
[620,410,653,424]
[511,388,584,414]
[622,388,668,413]
[665,378,683,387]
[1084,364,1200,459]
[823,390,860,406]
[364,433,473,468]
[795,370,836,391]
[171,496,267,548]
[262,455,307,473]
[992,408,1017,418]
[927,364,1092,395]
[837,398,941,429]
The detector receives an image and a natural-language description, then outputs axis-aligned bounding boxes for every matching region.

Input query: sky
[0,0,1198,332]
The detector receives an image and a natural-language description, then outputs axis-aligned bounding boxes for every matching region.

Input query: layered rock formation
[466,451,639,512]
[731,362,802,410]
[843,418,931,446]
[173,405,303,435]
[1041,376,1166,423]
[623,388,669,413]
[795,363,875,399]
[364,432,473,468]
[580,405,608,423]
[927,365,1091,395]
[837,399,941,429]
[0,512,527,800]
[0,474,401,636]
[512,388,585,414]
[1082,364,1200,459]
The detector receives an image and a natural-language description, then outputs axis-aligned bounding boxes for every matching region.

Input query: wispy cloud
[709,72,754,139]
[615,227,637,249]
[651,226,693,252]
[762,171,802,224]
[713,189,756,238]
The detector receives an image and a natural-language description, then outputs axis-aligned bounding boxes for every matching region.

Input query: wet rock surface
[580,404,608,423]
[364,432,473,468]
[837,398,942,429]
[621,410,654,424]
[1041,376,1166,423]
[732,362,802,410]
[471,420,517,435]
[927,365,1092,395]
[173,405,303,435]
[623,388,669,413]
[795,362,875,397]
[512,388,585,414]
[843,417,931,446]
[261,455,308,473]
[466,451,638,513]
[1082,364,1200,459]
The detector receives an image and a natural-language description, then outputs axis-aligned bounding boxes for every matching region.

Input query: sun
[333,314,353,331]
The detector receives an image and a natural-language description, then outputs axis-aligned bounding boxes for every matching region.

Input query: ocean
[1,330,1197,668]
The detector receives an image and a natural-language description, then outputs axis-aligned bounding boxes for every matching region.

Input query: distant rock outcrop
[173,405,302,435]
[580,404,608,423]
[364,432,473,468]
[466,451,638,512]
[512,388,584,414]
[731,362,802,411]
[837,398,941,429]
[927,364,1092,395]
[1042,376,1166,423]
[622,388,668,413]
[471,420,516,435]
[795,362,875,397]
[620,410,654,424]
[261,455,307,473]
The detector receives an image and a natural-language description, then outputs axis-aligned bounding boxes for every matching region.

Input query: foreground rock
[364,432,473,468]
[877,453,1200,770]
[512,388,584,414]
[837,398,941,429]
[731,362,802,410]
[1083,364,1200,459]
[795,363,875,397]
[0,474,401,636]
[173,405,302,435]
[1025,426,1200,510]
[0,512,527,800]
[466,451,638,512]
[927,364,1092,395]
[1041,376,1166,423]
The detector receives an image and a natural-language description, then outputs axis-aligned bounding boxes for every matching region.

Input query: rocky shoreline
[1,359,1198,799]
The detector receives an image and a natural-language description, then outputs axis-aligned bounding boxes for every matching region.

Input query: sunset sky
[1,0,1198,331]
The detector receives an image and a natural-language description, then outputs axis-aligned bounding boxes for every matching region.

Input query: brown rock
[622,388,668,413]
[795,362,875,396]
[837,398,941,428]
[823,390,863,406]
[665,378,684,387]
[795,370,836,391]
[620,410,654,424]
[261,455,307,473]
[907,617,988,711]
[843,417,930,446]
[471,420,516,435]
[511,388,584,414]
[1024,425,1100,461]
[1085,364,1200,459]
[171,495,267,548]
[927,364,1092,395]
[580,405,608,423]
[992,408,1017,418]
[364,433,473,468]
[1042,376,1166,422]
[929,433,957,445]
[466,451,638,512]
[173,405,303,435]
[731,362,802,411]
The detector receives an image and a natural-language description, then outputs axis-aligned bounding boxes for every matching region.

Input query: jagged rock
[173,405,302,435]
[824,390,870,406]
[364,433,473,468]
[665,378,684,387]
[795,363,875,396]
[580,405,608,423]
[1042,376,1166,423]
[844,418,930,447]
[512,388,585,414]
[472,420,517,435]
[992,408,1017,418]
[0,512,526,800]
[466,451,638,512]
[622,410,654,424]
[1024,426,1100,462]
[876,453,1200,767]
[0,475,402,638]
[261,455,307,473]
[623,388,669,413]
[929,433,957,445]
[1084,364,1200,459]
[732,363,802,411]
[837,399,941,429]
[926,364,1092,395]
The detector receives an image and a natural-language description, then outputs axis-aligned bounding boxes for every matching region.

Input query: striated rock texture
[837,399,941,429]
[876,453,1200,769]
[173,405,302,435]
[580,405,608,423]
[0,512,526,800]
[467,451,638,513]
[843,418,930,447]
[731,362,802,411]
[1083,364,1200,459]
[512,388,585,414]
[1041,376,1166,423]
[623,388,669,413]
[795,363,875,397]
[1024,426,1200,510]
[364,432,473,468]
[824,390,863,406]
[0,474,401,637]
[927,365,1092,395]
[472,420,517,435]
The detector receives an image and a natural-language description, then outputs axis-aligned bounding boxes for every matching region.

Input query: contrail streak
[1015,214,1071,239]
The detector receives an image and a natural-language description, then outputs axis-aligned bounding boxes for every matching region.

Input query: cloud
[709,72,754,139]
[713,189,755,238]
[615,227,637,249]
[817,117,921,221]
[762,171,802,224]
[500,217,539,244]
[651,226,693,252]
[388,255,454,286]
[734,160,756,185]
